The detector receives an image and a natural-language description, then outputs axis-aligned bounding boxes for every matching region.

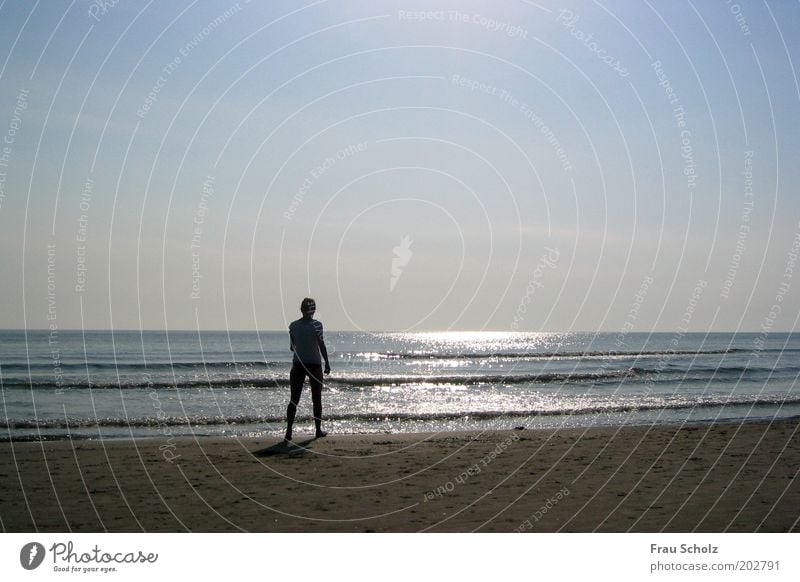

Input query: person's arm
[289,327,295,353]
[317,322,330,374]
[320,341,330,374]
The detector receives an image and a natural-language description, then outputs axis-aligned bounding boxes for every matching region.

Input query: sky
[0,0,799,333]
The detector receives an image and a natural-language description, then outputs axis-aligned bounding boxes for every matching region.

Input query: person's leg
[309,365,325,437]
[285,364,305,441]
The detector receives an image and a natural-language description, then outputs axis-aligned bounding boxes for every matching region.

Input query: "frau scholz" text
[651,543,719,554]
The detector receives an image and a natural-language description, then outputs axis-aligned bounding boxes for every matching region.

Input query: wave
[0,360,290,373]
[4,395,799,430]
[0,347,768,372]
[6,361,800,391]
[0,369,639,390]
[351,349,747,360]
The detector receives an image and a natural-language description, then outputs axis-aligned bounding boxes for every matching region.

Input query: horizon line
[1,328,795,334]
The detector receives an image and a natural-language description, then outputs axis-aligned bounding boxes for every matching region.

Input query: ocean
[1,330,798,441]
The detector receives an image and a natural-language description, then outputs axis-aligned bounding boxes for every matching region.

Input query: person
[285,297,331,442]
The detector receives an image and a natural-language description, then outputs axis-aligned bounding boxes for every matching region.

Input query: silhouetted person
[285,297,331,442]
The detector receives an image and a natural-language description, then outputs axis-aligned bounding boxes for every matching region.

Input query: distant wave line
[6,363,800,391]
[3,346,788,372]
[351,348,752,360]
[4,395,799,429]
[0,369,639,390]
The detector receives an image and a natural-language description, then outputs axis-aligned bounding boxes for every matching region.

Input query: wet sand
[1,419,798,532]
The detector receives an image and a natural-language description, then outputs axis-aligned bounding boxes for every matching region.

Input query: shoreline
[1,418,798,532]
[3,412,798,443]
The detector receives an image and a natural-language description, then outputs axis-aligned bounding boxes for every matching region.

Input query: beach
[1,419,797,532]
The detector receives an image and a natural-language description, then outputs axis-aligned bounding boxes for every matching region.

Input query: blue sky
[1,0,799,332]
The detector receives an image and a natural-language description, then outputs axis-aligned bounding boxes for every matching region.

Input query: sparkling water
[1,330,798,440]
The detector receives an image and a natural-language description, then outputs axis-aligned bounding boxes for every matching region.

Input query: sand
[1,419,798,532]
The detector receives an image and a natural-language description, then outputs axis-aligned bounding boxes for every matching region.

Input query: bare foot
[315,430,328,438]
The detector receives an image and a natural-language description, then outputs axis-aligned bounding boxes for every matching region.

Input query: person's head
[300,297,316,317]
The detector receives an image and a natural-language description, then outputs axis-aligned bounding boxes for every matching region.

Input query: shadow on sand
[252,438,316,457]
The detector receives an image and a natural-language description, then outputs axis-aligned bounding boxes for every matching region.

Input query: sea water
[1,330,798,440]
